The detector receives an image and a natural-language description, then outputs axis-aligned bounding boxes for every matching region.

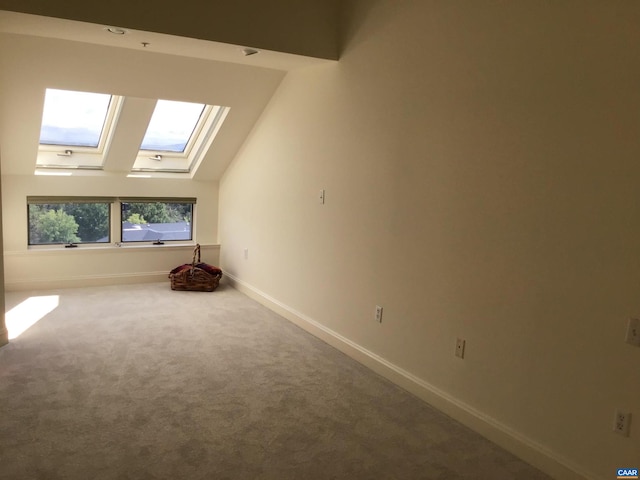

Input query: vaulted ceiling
[0,4,339,180]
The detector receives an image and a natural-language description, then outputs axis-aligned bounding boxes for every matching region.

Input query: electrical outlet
[455,338,466,359]
[244,248,249,260]
[625,318,640,347]
[319,189,325,204]
[375,305,383,323]
[613,410,632,437]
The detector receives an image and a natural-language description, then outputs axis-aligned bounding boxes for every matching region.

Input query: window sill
[7,243,219,257]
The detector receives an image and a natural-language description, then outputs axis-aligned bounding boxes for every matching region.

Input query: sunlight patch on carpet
[6,295,59,339]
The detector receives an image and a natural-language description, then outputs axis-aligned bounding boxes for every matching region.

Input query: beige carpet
[0,281,551,479]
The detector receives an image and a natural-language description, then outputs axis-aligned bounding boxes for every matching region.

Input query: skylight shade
[140,100,205,153]
[39,89,111,147]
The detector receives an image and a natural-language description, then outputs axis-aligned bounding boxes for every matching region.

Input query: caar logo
[617,469,638,479]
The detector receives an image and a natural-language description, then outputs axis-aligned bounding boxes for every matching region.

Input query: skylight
[36,88,123,171]
[39,89,112,148]
[140,100,206,153]
[35,88,228,177]
[132,101,229,175]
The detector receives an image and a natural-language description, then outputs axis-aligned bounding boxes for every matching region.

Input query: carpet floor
[0,281,551,479]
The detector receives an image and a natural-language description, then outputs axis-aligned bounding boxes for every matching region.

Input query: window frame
[27,197,113,246]
[37,89,124,170]
[26,196,197,248]
[132,104,229,174]
[139,100,207,154]
[120,198,195,244]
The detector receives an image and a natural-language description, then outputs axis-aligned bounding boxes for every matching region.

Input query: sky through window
[140,100,206,153]
[39,89,111,148]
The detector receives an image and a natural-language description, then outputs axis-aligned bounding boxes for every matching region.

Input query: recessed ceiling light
[105,27,127,35]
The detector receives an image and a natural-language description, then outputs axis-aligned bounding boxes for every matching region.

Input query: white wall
[0,149,6,344]
[220,1,640,479]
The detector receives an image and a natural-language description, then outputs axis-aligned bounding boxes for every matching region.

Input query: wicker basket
[169,244,222,292]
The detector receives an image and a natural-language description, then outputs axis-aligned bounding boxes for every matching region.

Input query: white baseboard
[224,273,596,480]
[4,272,168,292]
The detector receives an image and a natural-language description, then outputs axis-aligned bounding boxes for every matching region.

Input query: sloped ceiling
[0,10,337,181]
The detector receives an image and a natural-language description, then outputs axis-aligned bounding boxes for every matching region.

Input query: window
[28,198,110,245]
[121,199,194,243]
[132,101,229,174]
[39,89,112,148]
[27,197,196,246]
[140,100,206,153]
[37,89,123,170]
[35,89,228,176]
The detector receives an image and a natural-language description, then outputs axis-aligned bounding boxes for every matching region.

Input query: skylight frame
[131,103,229,175]
[139,100,207,155]
[36,89,124,170]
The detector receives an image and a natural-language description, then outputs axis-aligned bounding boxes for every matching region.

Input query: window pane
[121,202,193,242]
[140,100,205,153]
[39,89,112,148]
[28,203,110,245]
